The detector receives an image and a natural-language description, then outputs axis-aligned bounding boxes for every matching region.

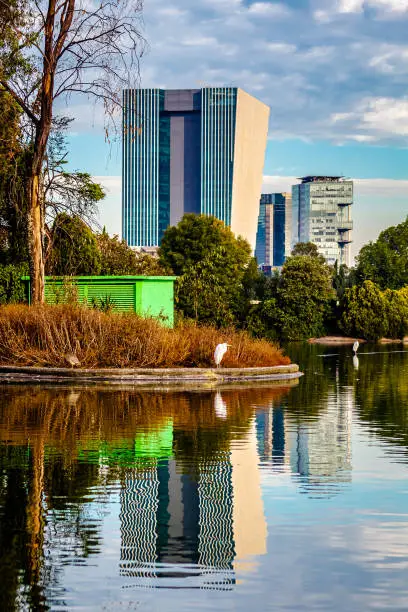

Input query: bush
[340,281,389,341]
[384,287,408,339]
[0,263,28,305]
[0,304,291,368]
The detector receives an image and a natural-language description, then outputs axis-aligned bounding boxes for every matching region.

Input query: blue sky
[66,0,408,259]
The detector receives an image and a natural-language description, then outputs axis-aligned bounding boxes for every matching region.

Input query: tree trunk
[27,171,45,304]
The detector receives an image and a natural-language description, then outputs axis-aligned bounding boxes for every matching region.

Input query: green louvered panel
[85,283,135,312]
[44,282,87,304]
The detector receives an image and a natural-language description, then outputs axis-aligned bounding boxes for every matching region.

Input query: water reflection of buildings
[256,386,353,496]
[119,417,267,588]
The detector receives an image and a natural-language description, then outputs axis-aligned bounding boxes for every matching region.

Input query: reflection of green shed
[22,275,177,327]
[75,421,174,467]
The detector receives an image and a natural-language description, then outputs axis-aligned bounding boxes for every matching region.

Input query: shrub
[0,263,29,305]
[0,304,290,368]
[384,287,408,339]
[340,281,389,341]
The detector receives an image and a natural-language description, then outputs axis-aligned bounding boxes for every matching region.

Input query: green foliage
[333,262,353,300]
[355,217,408,290]
[91,295,116,313]
[384,288,408,340]
[248,252,334,341]
[47,278,79,305]
[339,281,389,341]
[340,281,408,341]
[0,263,28,304]
[46,213,101,276]
[97,231,166,276]
[176,248,237,327]
[291,241,325,261]
[159,214,251,275]
[160,214,252,327]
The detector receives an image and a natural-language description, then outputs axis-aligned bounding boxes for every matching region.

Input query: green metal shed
[22,275,177,327]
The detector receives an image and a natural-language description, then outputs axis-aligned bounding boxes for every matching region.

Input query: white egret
[214,343,231,368]
[353,340,359,354]
[353,355,359,370]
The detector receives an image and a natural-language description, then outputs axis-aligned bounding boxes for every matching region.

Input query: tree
[159,214,252,326]
[247,253,334,341]
[276,255,334,340]
[0,1,29,264]
[384,288,408,340]
[46,213,101,276]
[44,119,105,227]
[159,214,251,275]
[97,230,166,276]
[291,241,326,262]
[176,248,239,326]
[339,281,389,341]
[0,0,144,303]
[355,217,408,290]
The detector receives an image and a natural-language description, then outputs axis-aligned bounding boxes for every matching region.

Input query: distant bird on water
[214,343,232,368]
[353,340,359,354]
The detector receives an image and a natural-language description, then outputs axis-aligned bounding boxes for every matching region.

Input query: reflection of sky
[54,407,408,611]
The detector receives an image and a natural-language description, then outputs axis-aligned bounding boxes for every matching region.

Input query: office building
[255,192,292,267]
[292,176,353,266]
[122,88,269,250]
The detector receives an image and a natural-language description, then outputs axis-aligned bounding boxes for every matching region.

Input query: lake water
[0,344,407,611]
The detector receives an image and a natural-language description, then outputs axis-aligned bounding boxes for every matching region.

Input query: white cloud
[335,0,408,14]
[94,176,122,236]
[55,0,408,146]
[369,0,408,12]
[331,97,408,138]
[369,44,408,74]
[263,42,297,54]
[156,7,187,17]
[247,2,290,17]
[338,0,364,13]
[181,36,217,47]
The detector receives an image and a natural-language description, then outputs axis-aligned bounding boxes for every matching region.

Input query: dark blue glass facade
[122,89,163,247]
[201,88,237,227]
[123,88,238,247]
[255,193,289,267]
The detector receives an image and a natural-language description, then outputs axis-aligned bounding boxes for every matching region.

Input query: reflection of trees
[0,448,31,611]
[286,344,408,465]
[0,383,292,608]
[354,351,408,454]
[284,343,333,420]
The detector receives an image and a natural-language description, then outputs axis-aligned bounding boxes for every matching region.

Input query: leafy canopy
[355,217,408,290]
[159,214,252,326]
[247,244,334,341]
[340,280,408,341]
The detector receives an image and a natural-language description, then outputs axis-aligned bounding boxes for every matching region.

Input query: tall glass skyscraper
[122,88,269,249]
[255,193,292,268]
[292,176,353,266]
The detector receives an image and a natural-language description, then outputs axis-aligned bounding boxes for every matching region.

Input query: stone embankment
[0,363,302,387]
[310,336,408,345]
[309,336,365,345]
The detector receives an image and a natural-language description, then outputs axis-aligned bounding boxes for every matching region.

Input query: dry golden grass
[0,304,290,368]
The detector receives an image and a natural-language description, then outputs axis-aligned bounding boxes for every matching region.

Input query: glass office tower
[291,176,353,266]
[122,88,269,250]
[255,193,292,268]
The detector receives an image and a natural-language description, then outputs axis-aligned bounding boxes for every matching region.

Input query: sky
[66,0,408,260]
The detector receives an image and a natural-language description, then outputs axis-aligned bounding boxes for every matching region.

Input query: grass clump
[0,304,290,369]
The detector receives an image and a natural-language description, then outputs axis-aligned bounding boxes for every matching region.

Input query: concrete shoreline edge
[0,364,303,386]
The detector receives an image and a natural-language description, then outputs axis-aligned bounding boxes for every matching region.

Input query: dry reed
[0,304,290,368]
